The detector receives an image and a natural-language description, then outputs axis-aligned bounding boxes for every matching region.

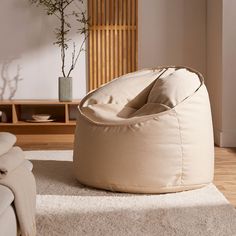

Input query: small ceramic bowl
[32,114,51,121]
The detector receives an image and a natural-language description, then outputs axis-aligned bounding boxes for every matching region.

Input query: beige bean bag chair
[73,66,214,193]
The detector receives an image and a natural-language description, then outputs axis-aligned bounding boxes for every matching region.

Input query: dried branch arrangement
[29,0,89,77]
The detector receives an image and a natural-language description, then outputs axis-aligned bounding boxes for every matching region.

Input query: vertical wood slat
[110,0,114,82]
[118,0,123,76]
[88,0,138,91]
[127,0,131,72]
[88,0,93,90]
[97,0,101,87]
[135,0,138,69]
[123,0,127,75]
[93,0,97,89]
[101,0,105,85]
[131,0,135,71]
[114,0,118,78]
[106,0,110,83]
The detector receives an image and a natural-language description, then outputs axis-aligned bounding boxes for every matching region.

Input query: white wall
[206,0,223,145]
[207,0,236,147]
[138,0,207,76]
[221,0,236,146]
[0,0,87,100]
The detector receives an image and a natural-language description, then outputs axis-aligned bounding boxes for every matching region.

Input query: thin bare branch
[63,0,74,10]
[67,33,88,77]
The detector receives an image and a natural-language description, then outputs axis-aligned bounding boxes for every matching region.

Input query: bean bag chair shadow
[73,66,214,193]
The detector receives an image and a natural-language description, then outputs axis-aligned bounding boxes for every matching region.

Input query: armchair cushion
[0,185,14,217]
[0,133,16,156]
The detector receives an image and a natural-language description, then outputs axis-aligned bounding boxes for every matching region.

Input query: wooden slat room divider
[88,0,138,91]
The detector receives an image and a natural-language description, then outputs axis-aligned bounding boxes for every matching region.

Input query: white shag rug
[26,150,236,236]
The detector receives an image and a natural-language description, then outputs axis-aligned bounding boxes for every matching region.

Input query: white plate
[26,119,55,123]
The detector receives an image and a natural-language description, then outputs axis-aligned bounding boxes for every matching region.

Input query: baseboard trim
[214,129,222,147]
[214,129,236,147]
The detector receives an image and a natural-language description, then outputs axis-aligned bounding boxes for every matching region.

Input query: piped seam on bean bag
[174,109,184,186]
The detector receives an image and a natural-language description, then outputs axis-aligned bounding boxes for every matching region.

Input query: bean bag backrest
[130,68,201,117]
[148,68,201,107]
[81,67,202,122]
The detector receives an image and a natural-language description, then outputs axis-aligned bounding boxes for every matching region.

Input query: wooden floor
[21,143,236,207]
[214,147,236,207]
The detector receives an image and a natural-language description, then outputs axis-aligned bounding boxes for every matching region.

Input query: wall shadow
[0,58,23,100]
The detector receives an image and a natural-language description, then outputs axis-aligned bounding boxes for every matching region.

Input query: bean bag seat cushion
[73,66,214,193]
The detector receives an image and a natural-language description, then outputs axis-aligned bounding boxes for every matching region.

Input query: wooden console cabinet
[0,100,80,145]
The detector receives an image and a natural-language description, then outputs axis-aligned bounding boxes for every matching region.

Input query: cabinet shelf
[10,121,76,126]
[0,99,80,144]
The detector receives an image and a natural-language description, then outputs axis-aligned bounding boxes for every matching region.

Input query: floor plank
[214,147,236,207]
